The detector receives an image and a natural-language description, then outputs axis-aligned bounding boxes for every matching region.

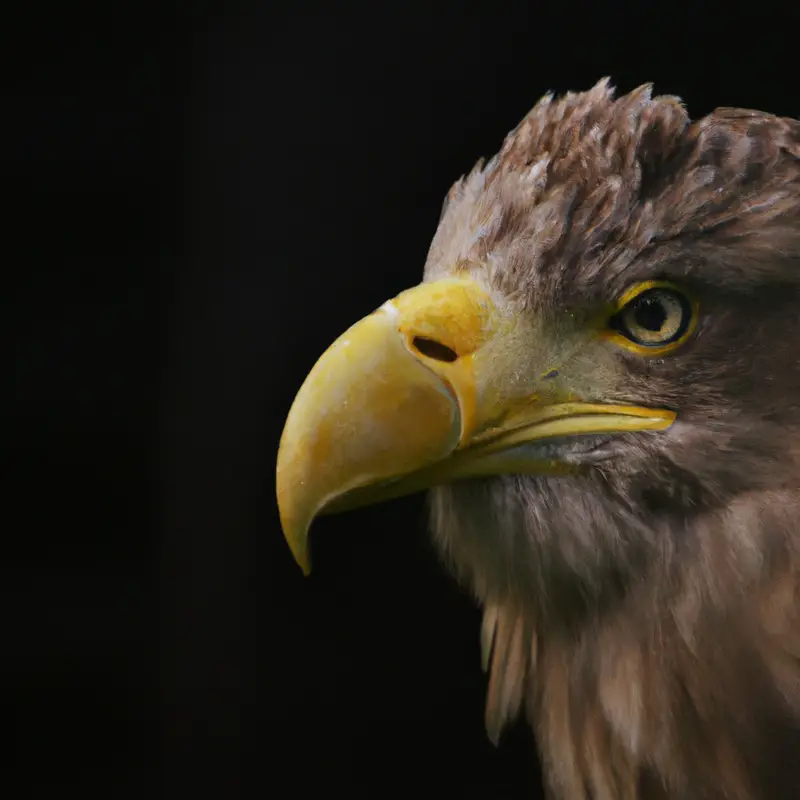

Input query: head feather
[425,78,800,305]
[423,80,800,799]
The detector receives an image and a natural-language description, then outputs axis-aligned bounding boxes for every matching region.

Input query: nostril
[411,336,459,363]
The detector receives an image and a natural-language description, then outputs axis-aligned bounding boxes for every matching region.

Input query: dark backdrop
[8,1,798,797]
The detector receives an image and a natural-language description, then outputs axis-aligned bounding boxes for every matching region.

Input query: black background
[8,1,798,797]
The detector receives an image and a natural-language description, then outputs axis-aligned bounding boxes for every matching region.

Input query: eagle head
[276,80,800,798]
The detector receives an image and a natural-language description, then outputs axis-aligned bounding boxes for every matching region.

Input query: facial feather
[424,79,800,798]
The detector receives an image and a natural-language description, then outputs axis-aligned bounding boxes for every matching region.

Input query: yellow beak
[276,277,675,574]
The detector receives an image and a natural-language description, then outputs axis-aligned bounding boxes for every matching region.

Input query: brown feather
[424,80,800,798]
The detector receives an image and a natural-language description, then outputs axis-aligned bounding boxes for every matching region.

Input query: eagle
[276,79,800,799]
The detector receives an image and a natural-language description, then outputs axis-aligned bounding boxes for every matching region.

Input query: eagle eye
[606,282,697,355]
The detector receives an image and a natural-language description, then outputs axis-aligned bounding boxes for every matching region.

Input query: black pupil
[632,296,667,331]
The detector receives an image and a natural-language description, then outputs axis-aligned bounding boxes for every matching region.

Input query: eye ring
[605,282,698,356]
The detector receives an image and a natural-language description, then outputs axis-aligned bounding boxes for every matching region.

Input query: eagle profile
[276,79,800,798]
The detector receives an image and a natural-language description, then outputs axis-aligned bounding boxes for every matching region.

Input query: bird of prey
[276,79,800,799]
